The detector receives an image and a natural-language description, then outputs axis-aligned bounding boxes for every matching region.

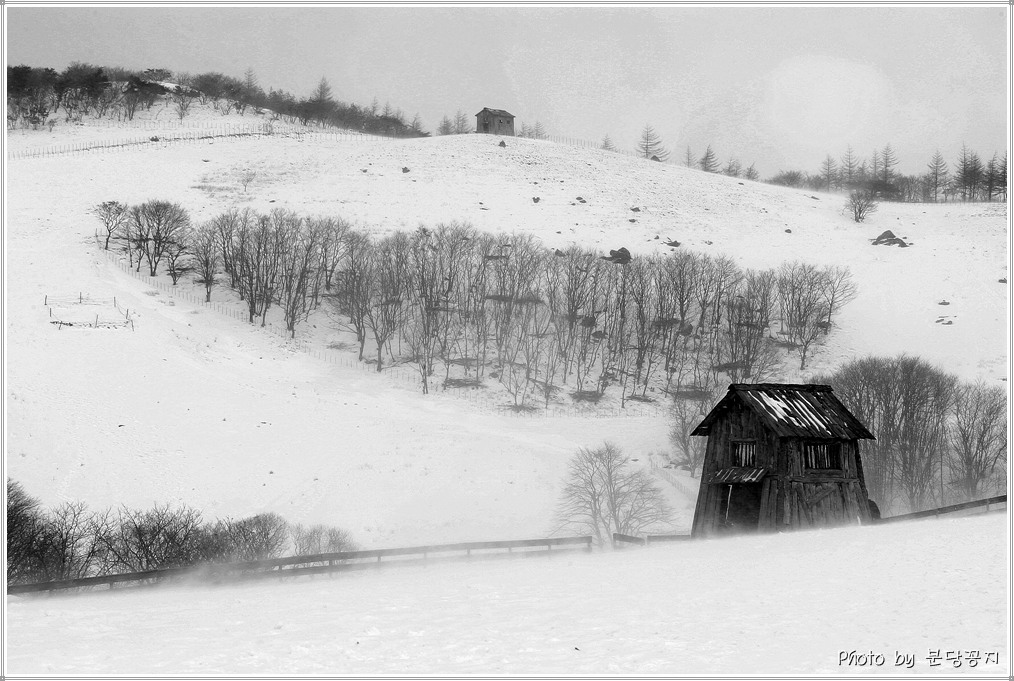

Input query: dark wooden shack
[690,383,876,537]
[475,108,515,136]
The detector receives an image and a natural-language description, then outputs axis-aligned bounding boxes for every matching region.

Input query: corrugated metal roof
[691,383,875,440]
[476,108,515,118]
[708,467,769,484]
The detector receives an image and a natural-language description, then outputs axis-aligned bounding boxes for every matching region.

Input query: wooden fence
[7,535,593,595]
[611,494,1007,547]
[878,494,1006,523]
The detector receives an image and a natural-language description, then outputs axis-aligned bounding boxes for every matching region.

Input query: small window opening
[804,442,842,470]
[731,441,756,467]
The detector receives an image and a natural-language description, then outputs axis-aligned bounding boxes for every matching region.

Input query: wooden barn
[690,383,876,537]
[475,108,515,136]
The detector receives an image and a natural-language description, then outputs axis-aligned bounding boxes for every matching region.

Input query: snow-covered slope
[5,512,1007,675]
[4,120,1008,546]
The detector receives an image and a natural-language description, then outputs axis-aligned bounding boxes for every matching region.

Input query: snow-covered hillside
[5,513,1007,675]
[4,116,1008,548]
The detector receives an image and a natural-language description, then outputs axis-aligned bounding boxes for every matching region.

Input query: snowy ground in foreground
[5,513,1008,676]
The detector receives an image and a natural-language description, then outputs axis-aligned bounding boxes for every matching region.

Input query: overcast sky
[6,5,1008,176]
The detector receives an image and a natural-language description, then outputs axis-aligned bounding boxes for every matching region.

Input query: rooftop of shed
[475,108,514,118]
[691,383,875,440]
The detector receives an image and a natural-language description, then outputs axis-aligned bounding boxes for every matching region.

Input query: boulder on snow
[498,140,507,148]
[600,247,632,265]
[872,230,909,247]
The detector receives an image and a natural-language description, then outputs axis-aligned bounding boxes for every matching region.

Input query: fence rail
[648,458,698,497]
[8,122,390,161]
[878,494,1006,524]
[7,535,593,595]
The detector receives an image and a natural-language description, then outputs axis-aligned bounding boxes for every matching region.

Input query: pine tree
[636,124,669,161]
[926,150,949,202]
[453,109,470,134]
[311,77,333,104]
[954,144,984,201]
[880,143,898,185]
[409,113,425,135]
[533,121,547,140]
[984,152,1001,202]
[820,154,838,191]
[684,146,695,168]
[437,115,453,136]
[723,158,741,177]
[840,145,858,189]
[744,163,759,181]
[698,145,719,173]
[601,134,617,152]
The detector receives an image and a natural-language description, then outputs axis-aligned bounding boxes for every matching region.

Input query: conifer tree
[636,124,669,161]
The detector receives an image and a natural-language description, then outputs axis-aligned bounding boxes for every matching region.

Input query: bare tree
[171,88,194,121]
[35,502,112,581]
[948,381,1007,501]
[819,265,858,331]
[555,442,673,545]
[91,200,129,250]
[846,190,878,223]
[7,479,45,584]
[363,233,408,371]
[190,223,220,302]
[163,227,192,285]
[291,523,357,556]
[220,513,290,561]
[668,384,718,477]
[100,504,205,572]
[128,200,191,276]
[276,215,321,337]
[331,230,373,361]
[777,261,828,370]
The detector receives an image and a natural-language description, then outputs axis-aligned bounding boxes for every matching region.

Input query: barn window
[731,440,757,467]
[803,442,842,470]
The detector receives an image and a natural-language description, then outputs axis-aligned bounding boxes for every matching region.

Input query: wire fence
[43,291,135,330]
[8,121,392,161]
[648,456,698,497]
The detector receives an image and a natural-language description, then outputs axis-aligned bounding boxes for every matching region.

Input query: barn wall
[692,399,778,537]
[692,402,873,536]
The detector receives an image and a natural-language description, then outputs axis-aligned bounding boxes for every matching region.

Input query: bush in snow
[99,503,206,572]
[6,479,46,584]
[290,523,358,556]
[846,190,878,223]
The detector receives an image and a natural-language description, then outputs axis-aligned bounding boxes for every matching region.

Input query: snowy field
[5,117,1007,542]
[5,513,1008,676]
[3,108,1009,676]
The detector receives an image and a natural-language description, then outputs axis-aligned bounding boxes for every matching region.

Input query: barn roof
[708,467,769,484]
[691,383,875,440]
[475,108,514,118]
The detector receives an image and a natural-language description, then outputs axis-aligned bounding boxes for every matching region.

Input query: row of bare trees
[6,480,356,586]
[96,205,858,406]
[811,356,1007,514]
